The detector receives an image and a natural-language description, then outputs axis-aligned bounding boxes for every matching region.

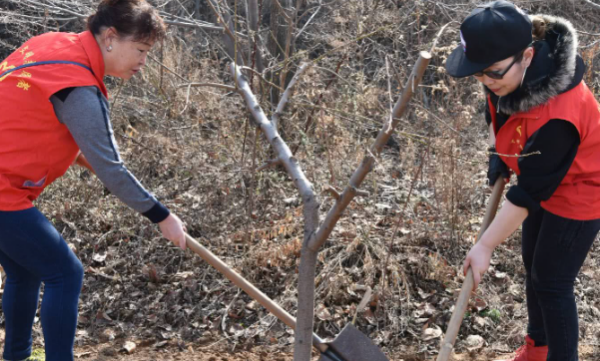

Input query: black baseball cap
[445,1,532,78]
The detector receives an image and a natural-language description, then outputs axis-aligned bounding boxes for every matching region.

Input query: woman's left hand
[463,242,494,289]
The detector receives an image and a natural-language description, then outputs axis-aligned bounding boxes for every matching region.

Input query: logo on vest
[510,125,524,151]
[0,61,15,82]
[23,175,46,188]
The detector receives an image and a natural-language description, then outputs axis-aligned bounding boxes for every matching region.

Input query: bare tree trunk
[293,51,433,361]
[267,0,293,60]
[208,0,246,66]
[293,237,318,361]
[247,0,265,72]
[230,63,318,361]
[267,0,294,105]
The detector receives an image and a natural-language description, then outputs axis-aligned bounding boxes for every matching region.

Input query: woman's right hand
[463,242,494,290]
[158,213,187,250]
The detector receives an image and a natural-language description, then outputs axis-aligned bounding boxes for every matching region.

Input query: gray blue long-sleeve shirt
[50,86,170,223]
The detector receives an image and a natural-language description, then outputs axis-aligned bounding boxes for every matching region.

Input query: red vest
[489,82,600,220]
[0,31,107,211]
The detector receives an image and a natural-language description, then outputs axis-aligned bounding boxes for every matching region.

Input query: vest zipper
[497,96,502,114]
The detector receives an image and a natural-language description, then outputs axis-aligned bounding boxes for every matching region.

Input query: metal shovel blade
[318,324,389,361]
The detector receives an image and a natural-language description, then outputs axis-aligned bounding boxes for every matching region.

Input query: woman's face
[99,28,154,80]
[473,48,534,96]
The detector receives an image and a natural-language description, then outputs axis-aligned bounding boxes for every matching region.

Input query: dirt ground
[73,343,295,361]
[69,343,598,361]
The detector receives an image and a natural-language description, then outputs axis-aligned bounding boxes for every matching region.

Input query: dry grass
[2,0,600,358]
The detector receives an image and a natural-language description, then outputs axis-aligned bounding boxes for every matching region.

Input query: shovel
[184,233,389,361]
[435,179,506,361]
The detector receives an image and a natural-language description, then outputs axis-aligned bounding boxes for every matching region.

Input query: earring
[107,45,113,52]
[520,67,528,87]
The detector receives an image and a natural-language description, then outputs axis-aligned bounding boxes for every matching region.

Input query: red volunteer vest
[0,31,108,211]
[489,82,600,220]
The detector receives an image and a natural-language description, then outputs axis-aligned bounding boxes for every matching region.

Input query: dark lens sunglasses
[473,50,526,80]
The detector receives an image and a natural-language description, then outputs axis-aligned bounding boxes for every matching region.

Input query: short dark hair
[514,48,526,62]
[87,0,166,43]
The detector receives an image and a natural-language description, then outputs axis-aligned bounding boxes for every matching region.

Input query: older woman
[0,0,186,359]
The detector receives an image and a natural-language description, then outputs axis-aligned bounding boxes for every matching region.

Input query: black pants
[522,208,600,361]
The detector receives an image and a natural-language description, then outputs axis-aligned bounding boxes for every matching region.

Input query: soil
[73,343,295,361]
[67,343,599,361]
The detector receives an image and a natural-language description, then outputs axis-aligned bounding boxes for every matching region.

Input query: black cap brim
[445,45,497,78]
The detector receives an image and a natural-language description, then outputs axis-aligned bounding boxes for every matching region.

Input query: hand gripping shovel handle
[435,180,506,361]
[184,234,332,355]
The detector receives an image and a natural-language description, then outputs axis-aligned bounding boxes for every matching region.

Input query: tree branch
[177,83,237,92]
[230,63,317,204]
[206,0,239,43]
[272,63,310,129]
[257,158,283,172]
[163,19,224,31]
[308,51,432,252]
[583,0,600,9]
[230,63,320,361]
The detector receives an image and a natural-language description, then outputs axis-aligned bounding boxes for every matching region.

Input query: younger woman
[446,1,600,360]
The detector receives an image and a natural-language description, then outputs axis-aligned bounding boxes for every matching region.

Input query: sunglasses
[473,51,525,80]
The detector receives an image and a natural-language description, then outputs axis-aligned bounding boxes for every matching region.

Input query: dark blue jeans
[522,208,600,361]
[0,208,83,361]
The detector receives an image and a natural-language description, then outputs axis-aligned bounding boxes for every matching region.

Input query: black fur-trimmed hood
[489,14,584,115]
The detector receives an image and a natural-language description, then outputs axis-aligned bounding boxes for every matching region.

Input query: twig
[272,0,293,22]
[293,58,346,155]
[379,142,429,314]
[239,66,284,92]
[489,150,541,158]
[180,83,192,115]
[321,186,340,200]
[257,158,282,171]
[230,63,316,200]
[321,107,337,183]
[385,56,394,132]
[272,63,311,129]
[177,82,237,91]
[147,54,188,82]
[583,0,600,10]
[163,19,223,31]
[159,40,164,91]
[240,116,250,173]
[307,51,432,252]
[295,0,322,40]
[247,127,260,222]
[577,29,600,36]
[429,21,456,53]
[292,102,430,142]
[110,79,126,117]
[88,267,120,282]
[206,0,239,45]
[311,26,390,64]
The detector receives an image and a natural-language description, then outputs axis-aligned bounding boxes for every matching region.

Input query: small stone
[123,341,136,354]
[465,334,485,350]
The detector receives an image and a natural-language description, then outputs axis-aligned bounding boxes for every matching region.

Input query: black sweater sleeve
[506,119,580,214]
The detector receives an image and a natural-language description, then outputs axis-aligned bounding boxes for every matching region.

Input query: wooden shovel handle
[184,234,329,352]
[435,180,506,361]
